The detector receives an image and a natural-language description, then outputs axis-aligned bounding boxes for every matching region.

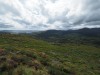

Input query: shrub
[48,66,67,75]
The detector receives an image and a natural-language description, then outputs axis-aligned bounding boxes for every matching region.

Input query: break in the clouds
[0,0,100,30]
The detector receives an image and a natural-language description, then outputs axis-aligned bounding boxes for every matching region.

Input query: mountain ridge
[34,28,100,46]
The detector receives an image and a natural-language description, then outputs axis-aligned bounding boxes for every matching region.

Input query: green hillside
[34,28,100,46]
[0,33,100,75]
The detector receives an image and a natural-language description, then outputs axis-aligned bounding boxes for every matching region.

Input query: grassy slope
[0,33,100,75]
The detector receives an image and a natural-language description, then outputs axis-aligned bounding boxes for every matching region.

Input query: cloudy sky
[0,0,100,30]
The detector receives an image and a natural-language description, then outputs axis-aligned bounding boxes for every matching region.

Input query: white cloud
[0,0,100,30]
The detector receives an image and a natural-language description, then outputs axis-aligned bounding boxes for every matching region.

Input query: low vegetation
[0,32,100,75]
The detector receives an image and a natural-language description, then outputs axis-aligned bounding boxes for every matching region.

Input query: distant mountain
[34,28,100,46]
[35,28,100,37]
[0,28,100,46]
[0,28,100,35]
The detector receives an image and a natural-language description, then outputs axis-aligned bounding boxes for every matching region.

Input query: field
[0,33,100,75]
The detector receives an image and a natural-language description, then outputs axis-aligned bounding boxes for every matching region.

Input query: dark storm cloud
[13,19,31,25]
[0,2,20,16]
[73,0,100,26]
[85,10,100,23]
[47,9,68,24]
[0,23,13,28]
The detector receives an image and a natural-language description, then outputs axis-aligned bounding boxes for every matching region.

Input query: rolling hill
[34,28,100,46]
[0,28,100,75]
